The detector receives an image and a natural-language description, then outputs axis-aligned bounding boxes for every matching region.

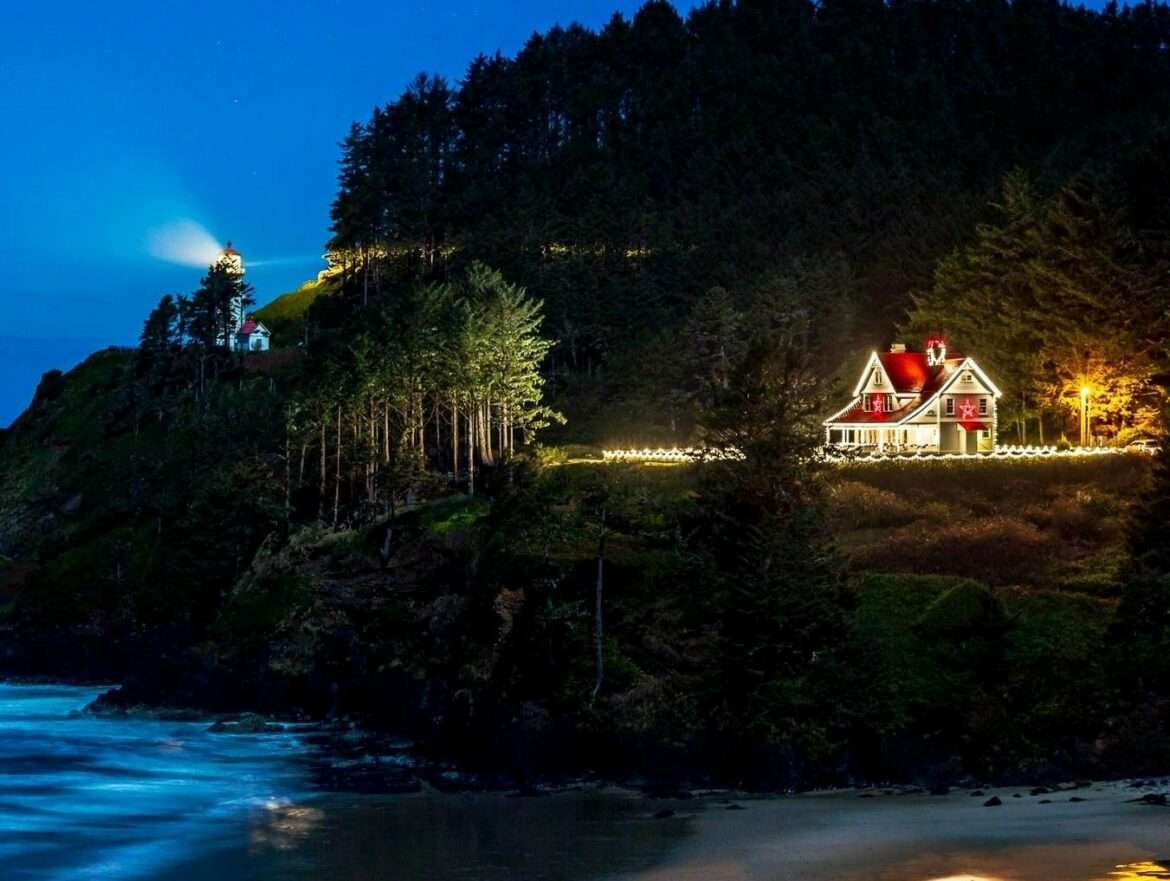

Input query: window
[863,395,871,412]
[873,368,883,386]
[962,371,973,384]
[978,397,988,415]
[945,398,955,416]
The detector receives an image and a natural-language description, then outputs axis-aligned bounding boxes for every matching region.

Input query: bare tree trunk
[467,406,475,495]
[368,398,376,503]
[451,396,459,476]
[333,403,342,528]
[284,425,291,526]
[591,508,607,704]
[319,412,327,521]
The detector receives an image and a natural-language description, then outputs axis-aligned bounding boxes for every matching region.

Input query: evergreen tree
[139,294,179,354]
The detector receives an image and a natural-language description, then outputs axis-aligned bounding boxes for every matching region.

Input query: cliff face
[0,350,132,559]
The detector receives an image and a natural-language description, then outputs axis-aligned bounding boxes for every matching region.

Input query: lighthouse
[221,241,244,277]
[216,241,269,352]
[220,242,247,340]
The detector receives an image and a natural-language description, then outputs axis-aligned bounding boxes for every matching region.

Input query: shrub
[915,581,1006,640]
[848,516,1054,585]
[828,481,950,530]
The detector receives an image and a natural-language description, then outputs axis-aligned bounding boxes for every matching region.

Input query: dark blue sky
[0,0,693,426]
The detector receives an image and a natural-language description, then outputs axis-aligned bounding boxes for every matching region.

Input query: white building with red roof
[824,339,1002,453]
[233,318,271,352]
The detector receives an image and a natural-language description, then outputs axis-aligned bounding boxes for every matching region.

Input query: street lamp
[1080,386,1090,447]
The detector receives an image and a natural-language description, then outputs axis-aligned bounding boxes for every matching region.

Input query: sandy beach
[612,783,1170,881]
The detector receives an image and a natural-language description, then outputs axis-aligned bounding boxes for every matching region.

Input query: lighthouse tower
[219,242,248,349]
[221,241,244,277]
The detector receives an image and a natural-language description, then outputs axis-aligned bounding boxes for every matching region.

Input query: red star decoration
[958,399,979,420]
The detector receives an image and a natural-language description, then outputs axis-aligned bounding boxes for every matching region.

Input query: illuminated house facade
[824,340,1002,453]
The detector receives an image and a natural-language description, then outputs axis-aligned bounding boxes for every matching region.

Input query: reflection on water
[1108,862,1170,879]
[248,800,325,852]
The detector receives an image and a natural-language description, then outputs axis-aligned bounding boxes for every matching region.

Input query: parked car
[1126,438,1161,454]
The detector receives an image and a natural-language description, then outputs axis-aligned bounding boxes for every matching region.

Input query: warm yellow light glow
[1081,385,1090,401]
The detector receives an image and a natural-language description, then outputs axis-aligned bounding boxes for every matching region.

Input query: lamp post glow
[1080,386,1090,447]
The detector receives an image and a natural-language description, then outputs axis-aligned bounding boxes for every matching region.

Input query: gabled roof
[852,351,966,396]
[828,352,1002,427]
[236,319,269,336]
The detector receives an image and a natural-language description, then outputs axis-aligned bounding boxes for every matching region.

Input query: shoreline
[8,676,1169,801]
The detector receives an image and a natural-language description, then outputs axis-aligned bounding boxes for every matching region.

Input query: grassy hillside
[252,277,337,347]
[1,353,1164,787]
[829,455,1153,594]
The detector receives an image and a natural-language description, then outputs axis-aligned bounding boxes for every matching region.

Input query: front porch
[826,423,993,454]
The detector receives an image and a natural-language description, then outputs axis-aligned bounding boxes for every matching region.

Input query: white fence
[601,444,1147,464]
[823,444,1141,463]
[601,447,743,463]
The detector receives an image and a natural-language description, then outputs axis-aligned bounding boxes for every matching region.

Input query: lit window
[863,395,872,412]
[945,398,955,416]
[978,398,988,415]
[962,371,973,383]
[873,369,883,386]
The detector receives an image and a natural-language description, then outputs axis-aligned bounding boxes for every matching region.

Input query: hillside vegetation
[253,277,337,347]
[3,0,1170,789]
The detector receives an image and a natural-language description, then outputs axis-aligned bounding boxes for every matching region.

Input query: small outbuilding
[233,318,271,353]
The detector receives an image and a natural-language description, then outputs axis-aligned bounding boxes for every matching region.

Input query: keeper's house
[824,339,1002,454]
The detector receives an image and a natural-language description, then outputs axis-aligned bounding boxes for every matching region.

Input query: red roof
[826,398,921,425]
[237,319,259,335]
[223,242,240,257]
[875,352,964,395]
[829,351,974,426]
[877,352,931,393]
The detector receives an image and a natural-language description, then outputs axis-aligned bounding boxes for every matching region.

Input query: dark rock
[1132,793,1170,806]
[725,803,745,811]
[984,796,1002,807]
[1030,787,1049,796]
[506,787,547,799]
[652,809,676,819]
[1039,799,1052,804]
[1012,793,1022,798]
[644,787,694,800]
[1069,796,1086,802]
[208,713,282,734]
[970,790,985,797]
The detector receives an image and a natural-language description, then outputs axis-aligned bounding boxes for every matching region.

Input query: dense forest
[322,0,1170,442]
[3,0,1170,789]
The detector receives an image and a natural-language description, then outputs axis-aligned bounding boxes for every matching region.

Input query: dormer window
[873,368,883,386]
[962,371,973,384]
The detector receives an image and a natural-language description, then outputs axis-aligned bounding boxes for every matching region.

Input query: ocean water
[4,681,1170,881]
[0,682,318,880]
[0,683,687,881]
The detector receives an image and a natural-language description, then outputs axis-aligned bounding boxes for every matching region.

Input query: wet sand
[612,783,1170,881]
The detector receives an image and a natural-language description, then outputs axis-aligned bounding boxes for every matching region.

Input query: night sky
[0,0,695,427]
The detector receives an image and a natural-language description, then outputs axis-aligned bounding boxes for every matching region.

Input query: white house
[233,318,271,352]
[824,339,1002,453]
